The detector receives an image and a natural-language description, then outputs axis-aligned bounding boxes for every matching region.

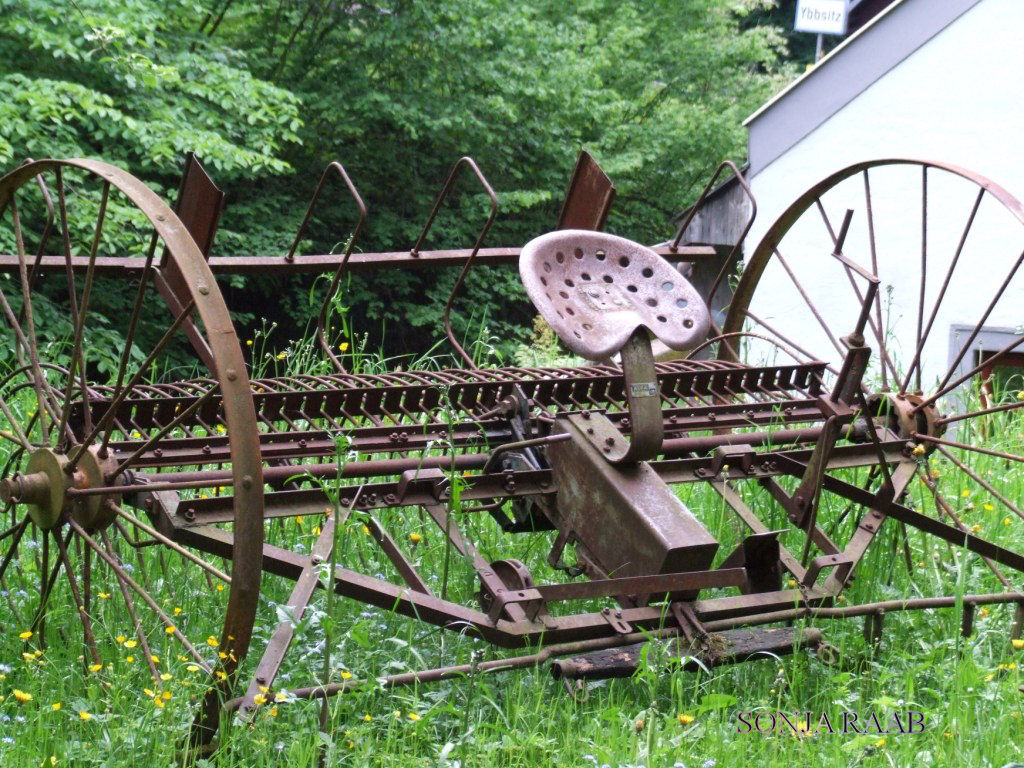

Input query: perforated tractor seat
[519,230,710,360]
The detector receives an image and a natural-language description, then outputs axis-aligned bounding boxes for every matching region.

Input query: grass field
[2,336,1024,768]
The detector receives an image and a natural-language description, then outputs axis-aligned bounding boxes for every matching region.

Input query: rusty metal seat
[520,230,710,463]
[519,230,709,361]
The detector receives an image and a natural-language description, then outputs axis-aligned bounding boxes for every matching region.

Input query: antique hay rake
[2,151,1024,751]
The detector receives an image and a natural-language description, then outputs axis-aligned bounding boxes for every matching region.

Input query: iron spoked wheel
[0,159,263,750]
[715,158,1024,593]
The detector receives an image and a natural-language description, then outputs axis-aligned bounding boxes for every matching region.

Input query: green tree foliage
[0,0,792,363]
[0,0,301,177]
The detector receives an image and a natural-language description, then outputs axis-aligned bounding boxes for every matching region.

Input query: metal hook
[285,162,368,373]
[410,157,499,368]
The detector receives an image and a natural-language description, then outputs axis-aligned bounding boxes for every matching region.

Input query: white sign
[794,0,848,36]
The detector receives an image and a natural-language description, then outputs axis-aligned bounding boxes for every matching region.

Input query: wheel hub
[866,391,945,448]
[0,447,116,530]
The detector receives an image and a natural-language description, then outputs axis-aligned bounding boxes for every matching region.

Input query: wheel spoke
[68,297,197,469]
[56,177,108,445]
[913,431,1024,463]
[772,246,845,357]
[98,230,160,456]
[936,445,1024,522]
[54,528,102,667]
[917,466,1010,587]
[900,187,984,394]
[861,170,889,391]
[99,531,162,683]
[110,503,231,584]
[69,518,213,674]
[915,166,928,394]
[0,516,28,582]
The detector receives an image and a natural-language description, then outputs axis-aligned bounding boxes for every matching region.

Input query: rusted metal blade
[557,150,616,231]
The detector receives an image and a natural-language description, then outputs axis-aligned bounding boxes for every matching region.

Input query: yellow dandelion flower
[269,706,278,717]
[150,654,159,663]
[875,737,886,747]
[52,702,61,711]
[125,656,134,663]
[295,516,304,524]
[206,636,219,648]
[980,607,990,618]
[218,651,227,660]
[363,714,372,722]
[160,673,172,681]
[393,710,402,719]
[216,584,225,591]
[787,578,798,588]
[253,694,267,707]
[143,688,155,697]
[986,672,996,681]
[408,712,420,721]
[961,489,971,498]
[19,631,32,640]
[340,670,353,680]
[177,655,188,663]
[154,698,164,709]
[1017,391,1024,401]
[116,635,127,644]
[971,524,982,533]
[88,664,102,672]
[339,342,349,352]
[13,689,32,703]
[123,640,137,649]
[187,665,200,673]
[276,352,287,361]
[246,339,253,347]
[361,524,370,535]
[347,741,355,750]
[409,532,423,544]
[165,626,176,635]
[173,607,182,616]
[98,592,110,599]
[33,650,41,657]
[944,731,953,739]
[1012,638,1024,650]
[984,503,995,511]
[79,711,92,721]
[162,690,171,700]
[216,425,226,434]
[677,713,695,725]
[1004,517,1013,526]
[912,443,926,456]
[929,468,941,479]
[215,670,227,681]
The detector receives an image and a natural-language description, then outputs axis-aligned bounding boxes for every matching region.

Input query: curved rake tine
[285,161,367,374]
[410,157,499,368]
[671,160,756,309]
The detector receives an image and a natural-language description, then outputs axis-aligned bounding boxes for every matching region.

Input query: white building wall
[743,0,1024,396]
